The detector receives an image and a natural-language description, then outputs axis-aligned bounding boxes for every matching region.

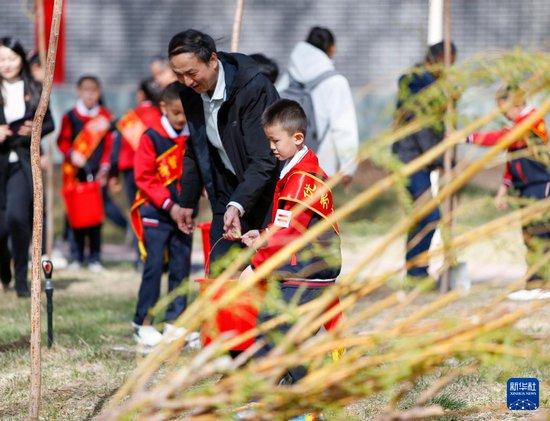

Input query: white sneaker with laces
[88,262,106,273]
[134,324,163,347]
[163,323,188,343]
[67,261,82,270]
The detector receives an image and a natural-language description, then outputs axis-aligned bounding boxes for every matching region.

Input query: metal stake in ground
[29,0,63,419]
[42,260,54,348]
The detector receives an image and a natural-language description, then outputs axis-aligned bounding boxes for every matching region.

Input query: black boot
[15,281,30,298]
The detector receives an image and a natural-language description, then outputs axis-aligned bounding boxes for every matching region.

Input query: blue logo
[507,378,539,410]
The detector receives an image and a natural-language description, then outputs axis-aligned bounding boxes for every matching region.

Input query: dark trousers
[405,169,441,277]
[208,213,246,276]
[74,224,102,264]
[133,221,192,326]
[254,284,324,383]
[521,183,550,281]
[0,209,11,286]
[5,163,33,292]
[122,169,140,264]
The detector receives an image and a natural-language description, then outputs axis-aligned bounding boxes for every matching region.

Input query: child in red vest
[467,87,549,295]
[57,75,113,272]
[131,82,194,348]
[240,99,342,383]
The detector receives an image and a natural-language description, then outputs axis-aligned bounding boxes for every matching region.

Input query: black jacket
[0,91,54,209]
[178,52,281,229]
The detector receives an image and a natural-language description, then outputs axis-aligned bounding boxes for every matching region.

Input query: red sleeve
[56,113,74,160]
[251,203,312,269]
[467,129,509,146]
[134,133,173,210]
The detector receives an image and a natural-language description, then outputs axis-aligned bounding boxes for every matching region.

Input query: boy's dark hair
[306,27,335,54]
[426,41,457,63]
[77,74,101,88]
[261,99,307,137]
[161,81,183,103]
[28,52,41,66]
[495,85,525,105]
[168,29,216,62]
[249,53,279,84]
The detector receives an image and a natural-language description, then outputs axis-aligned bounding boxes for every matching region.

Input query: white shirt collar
[161,115,189,139]
[280,146,308,179]
[201,60,226,103]
[519,105,535,118]
[76,99,100,117]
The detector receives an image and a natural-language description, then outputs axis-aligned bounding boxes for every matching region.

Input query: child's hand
[17,120,33,136]
[495,185,509,210]
[108,176,121,193]
[241,230,260,248]
[70,150,87,168]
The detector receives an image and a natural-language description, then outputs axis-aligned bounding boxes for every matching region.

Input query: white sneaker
[134,324,163,347]
[186,331,202,350]
[67,261,82,271]
[163,323,188,343]
[163,324,202,349]
[88,262,106,273]
[507,289,550,301]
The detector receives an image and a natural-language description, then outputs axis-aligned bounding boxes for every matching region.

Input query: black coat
[178,52,281,229]
[0,88,55,209]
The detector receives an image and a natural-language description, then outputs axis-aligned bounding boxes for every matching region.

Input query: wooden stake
[36,0,55,257]
[230,0,245,52]
[439,0,454,293]
[29,0,63,418]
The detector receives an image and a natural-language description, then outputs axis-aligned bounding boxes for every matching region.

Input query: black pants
[74,224,102,264]
[0,209,11,286]
[253,284,324,383]
[133,220,192,325]
[102,187,128,230]
[5,163,33,292]
[521,183,550,282]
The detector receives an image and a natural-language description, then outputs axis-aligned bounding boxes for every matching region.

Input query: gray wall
[3,0,549,89]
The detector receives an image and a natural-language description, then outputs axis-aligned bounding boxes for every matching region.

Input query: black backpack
[280,70,339,152]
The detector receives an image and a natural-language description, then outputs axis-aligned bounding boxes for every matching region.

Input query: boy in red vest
[57,75,113,272]
[131,82,194,348]
[467,87,549,297]
[240,99,342,383]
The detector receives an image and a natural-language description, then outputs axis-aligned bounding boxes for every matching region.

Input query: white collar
[161,115,189,138]
[280,146,308,179]
[1,79,24,89]
[201,60,226,102]
[76,99,100,117]
[519,105,535,117]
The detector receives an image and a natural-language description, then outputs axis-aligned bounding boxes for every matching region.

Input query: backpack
[280,70,339,152]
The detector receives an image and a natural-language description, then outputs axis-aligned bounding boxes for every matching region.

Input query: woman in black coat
[0,37,54,297]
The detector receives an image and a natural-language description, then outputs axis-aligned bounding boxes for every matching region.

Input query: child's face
[77,79,101,109]
[264,123,304,161]
[0,46,23,81]
[498,98,526,121]
[170,52,218,94]
[161,99,186,131]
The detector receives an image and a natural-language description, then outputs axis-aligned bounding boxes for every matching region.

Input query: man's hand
[70,150,87,168]
[0,125,13,143]
[223,205,242,240]
[170,205,194,234]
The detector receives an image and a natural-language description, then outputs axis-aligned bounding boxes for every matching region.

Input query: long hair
[0,37,42,110]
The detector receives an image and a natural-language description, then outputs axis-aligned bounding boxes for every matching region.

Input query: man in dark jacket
[393,41,456,279]
[167,30,280,271]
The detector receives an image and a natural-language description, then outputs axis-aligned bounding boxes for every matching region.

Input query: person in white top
[0,37,54,297]
[277,27,359,186]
